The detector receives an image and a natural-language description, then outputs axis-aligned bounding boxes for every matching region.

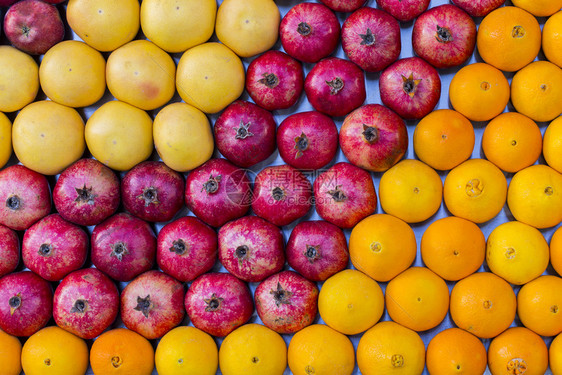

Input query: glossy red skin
[340,104,408,172]
[379,57,441,120]
[451,0,505,17]
[157,216,218,282]
[412,4,476,69]
[255,270,319,334]
[91,213,156,282]
[0,165,51,231]
[3,0,64,55]
[214,100,276,168]
[53,268,119,339]
[277,111,338,170]
[218,215,285,283]
[318,0,365,13]
[185,272,253,337]
[252,164,313,227]
[0,224,19,277]
[53,158,120,227]
[0,271,52,337]
[185,158,251,228]
[280,2,340,63]
[121,270,185,340]
[375,0,430,22]
[304,57,366,118]
[246,50,304,111]
[286,220,349,281]
[342,7,401,72]
[22,214,88,282]
[122,161,184,223]
[314,162,377,228]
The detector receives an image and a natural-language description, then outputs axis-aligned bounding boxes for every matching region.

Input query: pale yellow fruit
[0,113,12,169]
[39,40,106,108]
[176,42,244,114]
[0,46,38,112]
[12,101,85,175]
[67,0,140,52]
[153,102,213,172]
[140,0,216,53]
[85,101,153,171]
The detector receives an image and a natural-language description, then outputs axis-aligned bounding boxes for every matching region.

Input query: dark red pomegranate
[0,224,19,277]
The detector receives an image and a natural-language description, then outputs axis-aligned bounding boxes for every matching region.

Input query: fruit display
[0,0,561,374]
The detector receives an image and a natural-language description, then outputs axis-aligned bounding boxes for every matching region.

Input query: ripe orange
[543,116,562,173]
[550,225,562,276]
[550,332,562,374]
[488,327,548,375]
[517,275,562,337]
[511,0,562,17]
[543,10,562,68]
[426,328,487,375]
[0,329,22,375]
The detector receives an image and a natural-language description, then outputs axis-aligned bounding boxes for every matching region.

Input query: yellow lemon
[0,113,12,169]
[0,46,38,112]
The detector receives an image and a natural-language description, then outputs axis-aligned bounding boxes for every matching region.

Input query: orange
[449,62,510,122]
[543,116,562,173]
[0,329,22,375]
[421,216,485,281]
[385,267,449,332]
[90,328,155,375]
[450,272,516,339]
[511,60,562,123]
[550,225,562,276]
[488,327,548,375]
[426,328,487,375]
[477,6,541,72]
[318,269,384,336]
[379,159,443,223]
[543,11,562,68]
[288,324,355,375]
[413,109,475,171]
[482,112,542,173]
[356,321,425,375]
[511,0,562,17]
[507,164,562,229]
[550,332,562,374]
[517,275,562,337]
[443,158,507,224]
[349,214,417,282]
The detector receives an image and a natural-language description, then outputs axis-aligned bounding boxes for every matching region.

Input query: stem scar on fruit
[137,186,160,207]
[134,295,153,318]
[435,25,453,43]
[204,293,224,312]
[326,77,345,95]
[294,132,309,159]
[169,239,188,256]
[38,243,53,257]
[5,195,20,210]
[360,28,375,46]
[202,174,221,194]
[75,184,97,205]
[362,124,379,144]
[258,73,279,88]
[270,282,293,307]
[297,22,312,36]
[233,121,254,139]
[70,299,89,314]
[304,244,321,263]
[9,293,21,315]
[109,241,129,261]
[401,74,422,98]
[327,185,347,202]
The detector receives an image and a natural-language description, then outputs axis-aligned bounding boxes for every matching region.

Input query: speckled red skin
[122,161,184,223]
[252,164,313,227]
[318,0,365,13]
[286,220,349,281]
[340,104,408,172]
[22,214,88,282]
[185,158,251,228]
[218,215,284,283]
[0,271,52,337]
[53,268,119,339]
[255,270,319,334]
[375,0,430,22]
[412,4,476,69]
[380,57,441,120]
[304,57,366,118]
[185,272,253,337]
[53,158,120,227]
[313,162,377,228]
[91,213,156,282]
[120,270,185,340]
[451,0,505,17]
[0,165,51,231]
[214,100,276,168]
[0,224,19,277]
[157,216,218,282]
[277,111,338,171]
[342,7,401,73]
[246,51,304,111]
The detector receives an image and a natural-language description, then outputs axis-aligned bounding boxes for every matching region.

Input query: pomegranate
[185,158,251,228]
[121,161,184,223]
[340,104,408,172]
[0,271,52,336]
[157,216,218,282]
[277,111,338,171]
[184,272,253,337]
[53,158,120,227]
[91,213,157,282]
[318,0,365,13]
[218,215,284,283]
[252,164,313,227]
[0,224,19,277]
[0,164,51,231]
[22,213,88,282]
[286,220,349,281]
[375,0,430,22]
[53,268,119,339]
[451,0,505,17]
[254,270,319,334]
[121,270,185,340]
